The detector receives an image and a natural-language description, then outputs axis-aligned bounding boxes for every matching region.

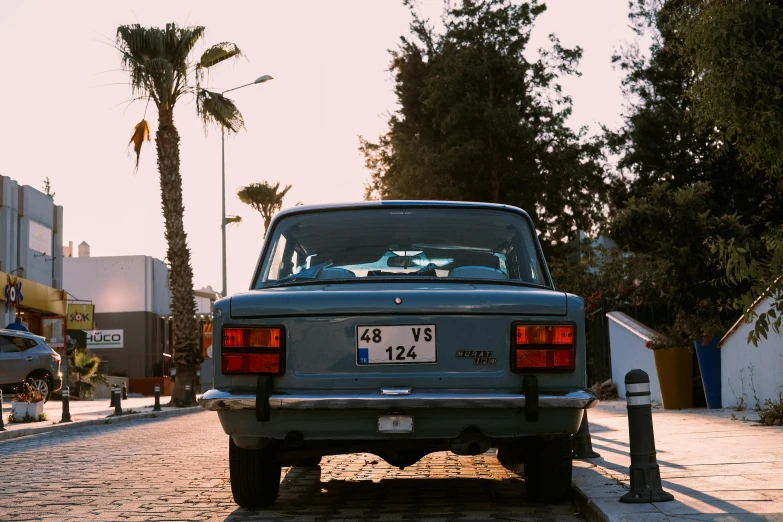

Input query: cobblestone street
[0,411,583,521]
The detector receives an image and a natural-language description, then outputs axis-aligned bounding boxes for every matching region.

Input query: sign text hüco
[86,329,124,349]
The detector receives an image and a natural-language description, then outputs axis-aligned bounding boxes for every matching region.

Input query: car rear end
[199,202,598,507]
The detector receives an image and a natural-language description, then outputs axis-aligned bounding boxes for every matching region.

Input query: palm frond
[225,215,242,227]
[116,23,205,108]
[196,89,245,133]
[128,119,151,167]
[198,42,242,69]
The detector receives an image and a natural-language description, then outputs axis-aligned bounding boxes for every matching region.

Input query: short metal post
[122,382,128,400]
[153,384,162,412]
[0,390,7,431]
[184,384,192,407]
[109,385,117,407]
[113,388,122,416]
[61,386,72,423]
[620,369,674,503]
[572,410,600,459]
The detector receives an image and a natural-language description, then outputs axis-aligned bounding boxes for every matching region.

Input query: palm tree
[116,24,245,404]
[69,349,107,399]
[237,182,293,236]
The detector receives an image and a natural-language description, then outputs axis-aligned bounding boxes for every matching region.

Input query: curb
[0,406,202,442]
[572,480,609,522]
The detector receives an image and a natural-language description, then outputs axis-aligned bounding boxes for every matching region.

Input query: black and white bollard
[109,385,117,407]
[122,382,128,400]
[620,369,674,503]
[572,410,601,459]
[184,384,192,407]
[113,387,122,416]
[153,384,162,412]
[61,386,72,423]
[0,390,6,432]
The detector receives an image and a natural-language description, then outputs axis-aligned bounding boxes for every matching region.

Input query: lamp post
[221,75,274,298]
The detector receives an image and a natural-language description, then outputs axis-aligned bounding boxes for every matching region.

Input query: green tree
[117,24,245,403]
[604,0,783,344]
[611,182,747,342]
[360,0,610,253]
[237,182,292,236]
[674,1,783,345]
[69,349,107,399]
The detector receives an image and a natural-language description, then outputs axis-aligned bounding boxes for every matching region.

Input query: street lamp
[221,75,274,298]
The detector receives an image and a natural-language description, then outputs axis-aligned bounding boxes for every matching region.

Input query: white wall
[64,255,170,314]
[608,311,663,404]
[720,298,783,409]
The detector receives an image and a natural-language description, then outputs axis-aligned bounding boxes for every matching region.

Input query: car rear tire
[522,436,572,503]
[228,437,282,508]
[27,373,51,403]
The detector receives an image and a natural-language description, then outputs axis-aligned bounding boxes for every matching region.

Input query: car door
[0,335,36,386]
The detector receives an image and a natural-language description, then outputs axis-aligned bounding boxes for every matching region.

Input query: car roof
[0,329,46,342]
[273,200,530,221]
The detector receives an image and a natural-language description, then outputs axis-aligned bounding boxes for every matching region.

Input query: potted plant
[10,381,45,421]
[646,328,693,409]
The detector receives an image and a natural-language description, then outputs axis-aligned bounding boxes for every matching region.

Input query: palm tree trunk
[156,108,201,405]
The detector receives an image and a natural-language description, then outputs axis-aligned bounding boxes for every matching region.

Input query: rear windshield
[255,207,549,288]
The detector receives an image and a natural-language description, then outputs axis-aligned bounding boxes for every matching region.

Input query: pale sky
[0,0,637,296]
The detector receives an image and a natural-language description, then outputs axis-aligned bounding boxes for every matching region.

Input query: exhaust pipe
[448,429,491,456]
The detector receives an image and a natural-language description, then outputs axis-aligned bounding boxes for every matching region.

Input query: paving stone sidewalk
[573,400,783,521]
[0,410,585,521]
[0,396,193,440]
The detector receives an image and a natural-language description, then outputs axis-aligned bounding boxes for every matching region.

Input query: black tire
[294,456,322,467]
[228,437,282,508]
[522,436,572,503]
[27,373,52,402]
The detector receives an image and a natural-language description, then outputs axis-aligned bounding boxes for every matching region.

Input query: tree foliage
[676,0,783,177]
[672,1,783,344]
[237,181,293,236]
[360,0,610,253]
[602,0,783,344]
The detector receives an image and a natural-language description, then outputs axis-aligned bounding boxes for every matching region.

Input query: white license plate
[357,324,437,364]
[378,415,414,433]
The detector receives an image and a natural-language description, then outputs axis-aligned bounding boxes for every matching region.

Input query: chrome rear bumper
[198,388,598,411]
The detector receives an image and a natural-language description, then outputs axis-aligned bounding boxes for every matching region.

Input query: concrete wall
[720,298,783,409]
[88,311,160,378]
[608,311,663,404]
[63,256,170,314]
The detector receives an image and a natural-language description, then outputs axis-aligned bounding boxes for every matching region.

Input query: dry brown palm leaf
[198,42,242,69]
[128,119,151,167]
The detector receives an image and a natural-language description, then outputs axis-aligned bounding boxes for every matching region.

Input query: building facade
[63,249,217,379]
[0,175,67,343]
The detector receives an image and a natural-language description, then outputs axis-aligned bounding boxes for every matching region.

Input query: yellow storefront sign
[67,303,95,330]
[0,271,67,316]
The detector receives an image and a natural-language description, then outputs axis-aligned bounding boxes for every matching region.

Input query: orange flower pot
[653,346,693,409]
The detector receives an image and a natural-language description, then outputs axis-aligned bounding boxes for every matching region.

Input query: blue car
[199,201,598,507]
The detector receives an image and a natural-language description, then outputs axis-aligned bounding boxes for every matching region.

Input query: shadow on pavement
[222,467,578,521]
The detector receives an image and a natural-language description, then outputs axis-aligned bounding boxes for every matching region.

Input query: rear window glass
[255,207,549,288]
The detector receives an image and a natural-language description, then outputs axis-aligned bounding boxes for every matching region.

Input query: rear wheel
[522,436,572,503]
[228,437,282,508]
[27,373,51,402]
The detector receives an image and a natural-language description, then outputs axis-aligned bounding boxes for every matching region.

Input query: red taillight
[516,325,574,345]
[222,353,281,374]
[223,328,281,348]
[221,327,284,375]
[513,324,575,371]
[50,352,61,363]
